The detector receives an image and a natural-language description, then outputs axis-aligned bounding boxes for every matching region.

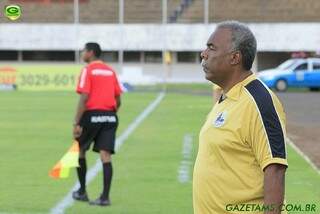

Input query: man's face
[201,28,234,84]
[81,48,93,63]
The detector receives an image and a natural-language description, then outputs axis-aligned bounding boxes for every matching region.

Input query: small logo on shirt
[213,111,227,127]
[92,69,113,76]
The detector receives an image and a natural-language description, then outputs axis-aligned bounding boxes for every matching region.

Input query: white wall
[1,23,320,51]
[109,63,206,84]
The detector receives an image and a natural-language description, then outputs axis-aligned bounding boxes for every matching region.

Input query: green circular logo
[5,5,21,21]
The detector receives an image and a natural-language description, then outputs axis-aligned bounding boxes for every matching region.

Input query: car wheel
[309,87,320,91]
[275,79,287,92]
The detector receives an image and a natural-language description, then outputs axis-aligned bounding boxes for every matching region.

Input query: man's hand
[73,125,83,139]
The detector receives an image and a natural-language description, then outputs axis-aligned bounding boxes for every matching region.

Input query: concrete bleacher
[209,0,320,23]
[80,0,118,23]
[170,0,320,23]
[124,0,162,23]
[168,0,182,23]
[176,0,204,23]
[0,0,118,23]
[0,0,74,23]
[0,0,184,23]
[1,0,320,23]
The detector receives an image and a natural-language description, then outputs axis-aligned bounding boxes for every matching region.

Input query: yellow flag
[49,141,79,179]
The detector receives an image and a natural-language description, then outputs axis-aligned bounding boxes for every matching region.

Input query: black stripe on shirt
[245,79,286,159]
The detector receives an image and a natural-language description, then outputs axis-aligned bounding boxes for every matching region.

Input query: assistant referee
[72,42,122,206]
[194,21,288,214]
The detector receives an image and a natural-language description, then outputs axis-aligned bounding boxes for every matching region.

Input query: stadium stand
[0,0,75,23]
[173,0,204,23]
[208,0,320,23]
[124,0,161,23]
[0,0,319,72]
[168,0,183,22]
[169,0,320,23]
[1,0,118,23]
[0,0,184,23]
[80,0,119,23]
[2,0,320,23]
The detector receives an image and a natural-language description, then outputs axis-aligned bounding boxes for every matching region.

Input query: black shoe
[72,190,89,202]
[89,197,111,206]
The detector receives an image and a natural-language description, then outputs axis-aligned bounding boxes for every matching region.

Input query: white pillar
[162,0,168,87]
[204,0,209,24]
[119,0,124,73]
[162,0,167,24]
[18,50,23,62]
[74,0,80,63]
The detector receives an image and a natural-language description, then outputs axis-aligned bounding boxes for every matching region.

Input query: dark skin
[201,27,249,93]
[73,48,121,163]
[201,28,286,214]
[212,87,222,104]
[264,164,287,213]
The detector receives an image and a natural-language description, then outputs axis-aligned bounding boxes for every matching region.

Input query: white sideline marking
[286,137,320,175]
[50,92,165,214]
[177,134,193,183]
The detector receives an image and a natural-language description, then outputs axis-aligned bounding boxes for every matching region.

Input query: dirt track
[277,92,320,168]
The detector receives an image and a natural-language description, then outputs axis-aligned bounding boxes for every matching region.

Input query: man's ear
[230,51,241,66]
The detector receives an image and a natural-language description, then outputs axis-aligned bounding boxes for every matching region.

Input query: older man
[193,21,288,214]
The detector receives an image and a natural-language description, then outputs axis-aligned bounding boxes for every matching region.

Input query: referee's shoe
[89,195,111,206]
[72,189,89,202]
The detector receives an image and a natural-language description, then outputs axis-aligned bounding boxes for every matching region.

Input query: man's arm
[73,93,89,139]
[264,164,287,214]
[115,95,121,110]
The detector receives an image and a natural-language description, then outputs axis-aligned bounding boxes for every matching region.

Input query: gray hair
[217,20,257,70]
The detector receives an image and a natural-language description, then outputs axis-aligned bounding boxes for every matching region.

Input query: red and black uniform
[76,60,122,154]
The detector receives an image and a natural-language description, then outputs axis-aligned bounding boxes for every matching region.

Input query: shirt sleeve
[76,67,91,94]
[247,99,288,171]
[113,72,123,97]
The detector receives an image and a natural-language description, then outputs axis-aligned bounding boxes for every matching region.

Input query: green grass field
[0,89,319,214]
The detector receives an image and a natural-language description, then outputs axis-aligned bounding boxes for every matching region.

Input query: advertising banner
[0,64,82,91]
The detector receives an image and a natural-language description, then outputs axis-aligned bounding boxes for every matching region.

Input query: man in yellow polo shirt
[194,21,288,214]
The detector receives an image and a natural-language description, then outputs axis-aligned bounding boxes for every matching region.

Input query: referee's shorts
[77,110,118,154]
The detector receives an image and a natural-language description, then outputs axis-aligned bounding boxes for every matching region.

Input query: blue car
[257,58,320,91]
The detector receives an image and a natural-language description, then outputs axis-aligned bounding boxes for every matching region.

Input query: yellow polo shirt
[193,74,288,214]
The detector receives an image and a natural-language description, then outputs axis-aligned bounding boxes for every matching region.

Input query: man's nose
[201,49,208,59]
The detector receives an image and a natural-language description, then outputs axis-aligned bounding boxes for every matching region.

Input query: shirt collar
[223,73,257,101]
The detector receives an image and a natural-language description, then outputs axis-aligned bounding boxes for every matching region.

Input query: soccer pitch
[0,90,319,214]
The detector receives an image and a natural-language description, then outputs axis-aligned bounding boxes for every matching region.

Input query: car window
[313,63,320,70]
[278,59,297,70]
[294,63,308,71]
